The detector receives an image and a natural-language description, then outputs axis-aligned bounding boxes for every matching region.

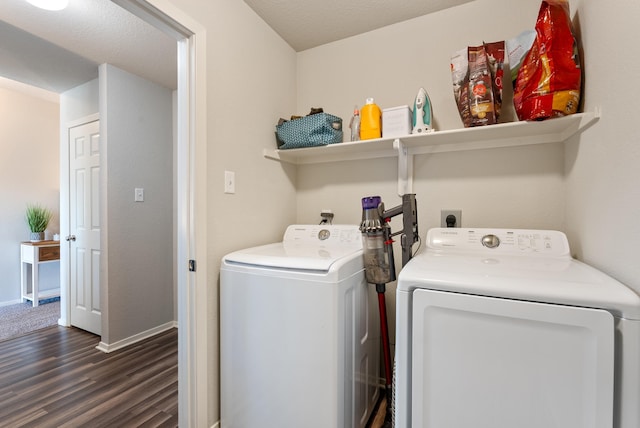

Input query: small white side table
[20,241,60,307]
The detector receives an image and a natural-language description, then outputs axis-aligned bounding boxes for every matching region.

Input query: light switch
[135,187,144,202]
[224,171,235,194]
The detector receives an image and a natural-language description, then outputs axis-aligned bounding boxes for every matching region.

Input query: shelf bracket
[393,139,413,196]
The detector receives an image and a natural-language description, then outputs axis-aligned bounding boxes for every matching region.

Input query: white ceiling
[243,0,475,51]
[0,0,177,93]
[0,0,474,95]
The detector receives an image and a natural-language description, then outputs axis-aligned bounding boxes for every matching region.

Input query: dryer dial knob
[482,234,500,249]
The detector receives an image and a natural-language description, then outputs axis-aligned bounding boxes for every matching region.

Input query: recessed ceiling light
[25,0,69,11]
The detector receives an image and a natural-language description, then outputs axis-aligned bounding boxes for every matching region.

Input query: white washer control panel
[283,224,362,246]
[427,227,571,257]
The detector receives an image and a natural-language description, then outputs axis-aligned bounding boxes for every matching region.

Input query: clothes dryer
[221,224,379,428]
[395,228,640,428]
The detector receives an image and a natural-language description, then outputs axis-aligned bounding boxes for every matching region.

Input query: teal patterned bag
[276,113,343,149]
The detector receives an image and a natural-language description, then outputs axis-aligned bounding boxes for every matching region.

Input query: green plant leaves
[25,204,53,233]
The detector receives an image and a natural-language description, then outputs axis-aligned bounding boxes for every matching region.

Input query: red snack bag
[468,45,496,126]
[451,48,472,128]
[513,0,581,121]
[484,41,505,121]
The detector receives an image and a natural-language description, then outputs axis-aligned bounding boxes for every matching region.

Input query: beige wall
[295,0,561,233]
[99,64,174,344]
[565,0,640,294]
[0,81,59,304]
[296,0,542,132]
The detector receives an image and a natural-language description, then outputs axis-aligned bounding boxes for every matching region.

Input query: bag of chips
[451,41,505,127]
[513,0,581,120]
[484,41,505,120]
[451,47,472,127]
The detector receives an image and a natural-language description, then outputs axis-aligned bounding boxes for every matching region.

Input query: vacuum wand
[360,194,418,424]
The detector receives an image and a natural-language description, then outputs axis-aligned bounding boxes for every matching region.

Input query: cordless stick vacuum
[360,194,419,425]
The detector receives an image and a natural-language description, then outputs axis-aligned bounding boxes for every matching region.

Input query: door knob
[66,235,76,242]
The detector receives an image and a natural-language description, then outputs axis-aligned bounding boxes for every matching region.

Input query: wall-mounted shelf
[264,111,599,194]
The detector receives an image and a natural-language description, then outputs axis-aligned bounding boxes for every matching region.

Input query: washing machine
[395,227,640,428]
[220,224,379,428]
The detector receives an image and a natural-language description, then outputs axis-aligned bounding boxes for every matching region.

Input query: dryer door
[411,289,614,428]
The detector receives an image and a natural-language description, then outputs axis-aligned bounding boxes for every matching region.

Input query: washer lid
[398,228,640,319]
[223,224,362,271]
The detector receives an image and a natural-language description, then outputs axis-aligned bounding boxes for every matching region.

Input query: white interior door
[68,120,101,335]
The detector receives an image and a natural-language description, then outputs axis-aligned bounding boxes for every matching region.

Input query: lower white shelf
[23,288,60,302]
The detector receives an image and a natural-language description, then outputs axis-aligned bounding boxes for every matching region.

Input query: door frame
[62,116,101,335]
[60,1,209,426]
[117,2,209,426]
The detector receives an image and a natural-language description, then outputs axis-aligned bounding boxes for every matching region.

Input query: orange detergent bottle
[360,98,382,140]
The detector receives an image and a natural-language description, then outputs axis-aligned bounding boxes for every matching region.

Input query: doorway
[45,1,207,424]
[108,2,208,426]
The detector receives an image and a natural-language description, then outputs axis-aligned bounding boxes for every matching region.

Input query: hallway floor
[0,325,177,427]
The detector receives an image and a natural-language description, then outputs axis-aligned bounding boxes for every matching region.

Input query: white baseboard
[95,321,178,353]
[0,299,23,307]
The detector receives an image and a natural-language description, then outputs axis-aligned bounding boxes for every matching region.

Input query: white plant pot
[30,232,44,242]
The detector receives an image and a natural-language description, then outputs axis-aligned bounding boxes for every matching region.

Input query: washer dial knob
[318,229,331,240]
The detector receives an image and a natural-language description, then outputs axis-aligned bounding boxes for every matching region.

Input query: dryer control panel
[426,227,571,257]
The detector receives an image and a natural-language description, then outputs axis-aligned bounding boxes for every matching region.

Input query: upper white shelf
[263,111,599,165]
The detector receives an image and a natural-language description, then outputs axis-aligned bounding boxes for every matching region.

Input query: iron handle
[66,235,76,242]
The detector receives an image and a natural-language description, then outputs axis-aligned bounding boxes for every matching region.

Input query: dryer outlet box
[441,210,461,227]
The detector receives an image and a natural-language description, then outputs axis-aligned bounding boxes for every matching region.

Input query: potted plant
[25,204,53,241]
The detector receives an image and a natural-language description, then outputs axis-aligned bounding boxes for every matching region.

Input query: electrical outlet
[441,209,461,228]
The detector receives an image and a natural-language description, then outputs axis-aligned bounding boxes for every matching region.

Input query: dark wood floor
[367,394,389,428]
[0,325,178,428]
